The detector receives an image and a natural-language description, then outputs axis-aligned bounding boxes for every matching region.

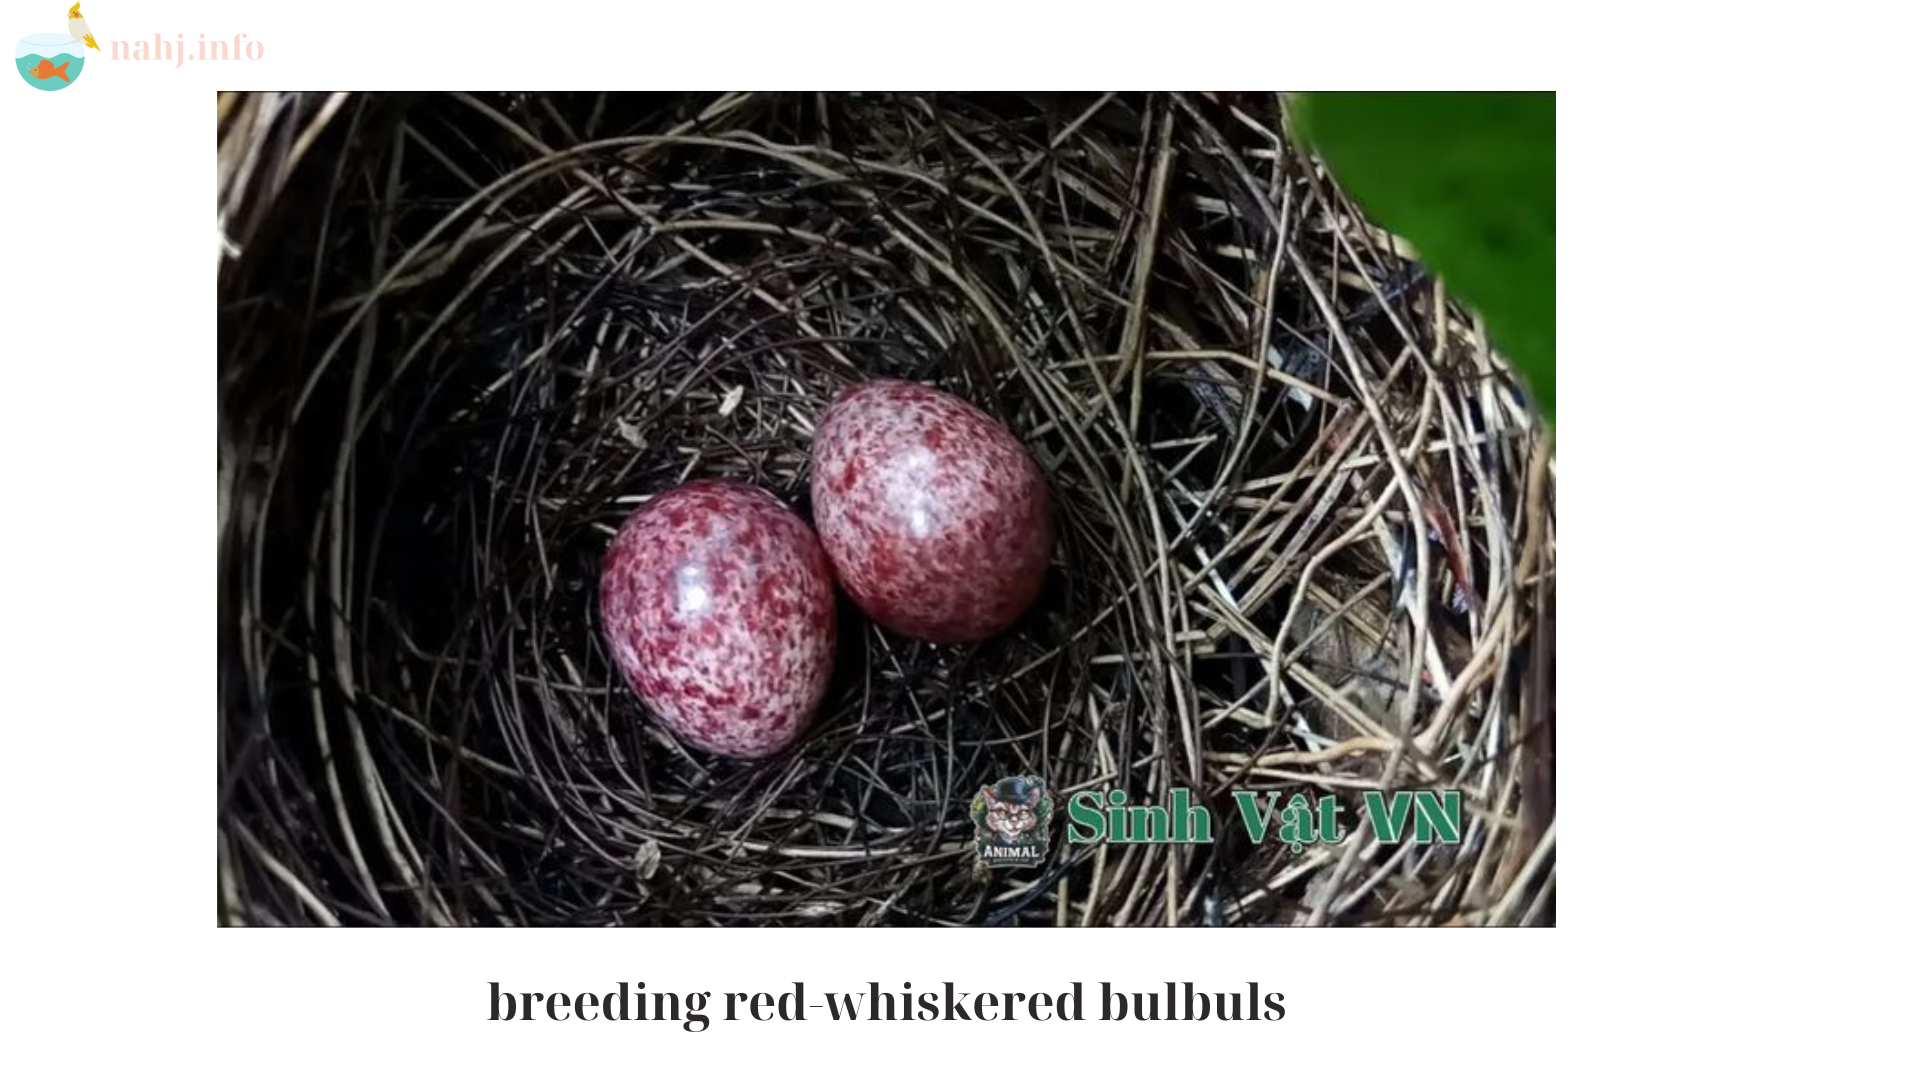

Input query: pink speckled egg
[599,481,837,760]
[810,380,1053,644]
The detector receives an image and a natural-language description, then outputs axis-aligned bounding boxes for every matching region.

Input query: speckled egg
[810,380,1053,643]
[599,480,837,759]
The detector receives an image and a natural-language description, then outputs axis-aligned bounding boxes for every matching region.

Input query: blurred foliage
[1295,92,1555,421]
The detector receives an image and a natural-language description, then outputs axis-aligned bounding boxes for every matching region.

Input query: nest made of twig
[217,91,1556,927]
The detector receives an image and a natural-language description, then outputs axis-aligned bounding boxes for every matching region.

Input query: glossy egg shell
[599,480,837,759]
[809,380,1053,643]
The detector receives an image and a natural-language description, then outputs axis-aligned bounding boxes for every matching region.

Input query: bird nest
[217,92,1556,927]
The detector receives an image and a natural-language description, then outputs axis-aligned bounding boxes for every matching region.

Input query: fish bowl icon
[17,31,86,90]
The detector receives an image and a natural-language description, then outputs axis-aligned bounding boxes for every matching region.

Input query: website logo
[971,775,1055,870]
[17,4,98,91]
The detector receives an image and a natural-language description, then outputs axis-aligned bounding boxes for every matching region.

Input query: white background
[1,1,1911,1074]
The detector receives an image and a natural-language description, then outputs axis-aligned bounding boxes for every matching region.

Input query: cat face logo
[971,775,1054,870]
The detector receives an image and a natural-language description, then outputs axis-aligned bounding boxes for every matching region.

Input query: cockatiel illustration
[68,3,99,52]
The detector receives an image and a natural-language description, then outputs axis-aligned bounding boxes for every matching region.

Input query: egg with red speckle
[810,380,1054,644]
[599,480,837,760]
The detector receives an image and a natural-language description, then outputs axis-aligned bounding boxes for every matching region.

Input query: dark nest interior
[217,92,1556,927]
